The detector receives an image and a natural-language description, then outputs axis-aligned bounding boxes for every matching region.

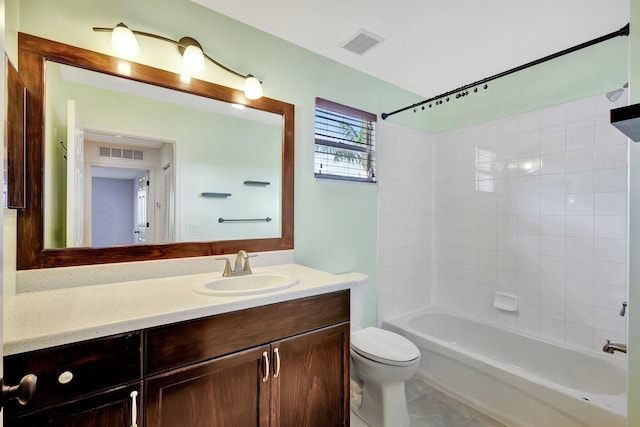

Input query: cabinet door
[146,345,270,427]
[6,383,142,427]
[271,323,350,427]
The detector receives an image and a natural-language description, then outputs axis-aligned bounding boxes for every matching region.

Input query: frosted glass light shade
[111,23,139,58]
[244,75,263,100]
[182,45,206,72]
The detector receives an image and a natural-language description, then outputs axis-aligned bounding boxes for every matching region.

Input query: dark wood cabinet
[271,324,350,427]
[6,382,142,427]
[146,345,270,426]
[4,290,350,427]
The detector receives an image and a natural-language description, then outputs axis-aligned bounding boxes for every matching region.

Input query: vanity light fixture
[93,23,264,99]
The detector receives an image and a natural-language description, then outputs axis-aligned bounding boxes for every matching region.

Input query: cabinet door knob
[1,374,38,408]
[262,351,269,382]
[273,348,281,378]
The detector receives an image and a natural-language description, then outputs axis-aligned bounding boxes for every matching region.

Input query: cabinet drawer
[4,332,142,414]
[146,290,350,375]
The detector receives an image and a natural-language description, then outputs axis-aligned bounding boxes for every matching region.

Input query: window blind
[314,98,376,183]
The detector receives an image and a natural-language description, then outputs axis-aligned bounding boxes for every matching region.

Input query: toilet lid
[351,327,420,366]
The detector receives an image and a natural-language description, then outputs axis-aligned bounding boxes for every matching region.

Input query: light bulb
[244,75,263,100]
[111,23,139,58]
[182,45,205,72]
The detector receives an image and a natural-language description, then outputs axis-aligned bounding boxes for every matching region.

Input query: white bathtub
[383,307,627,427]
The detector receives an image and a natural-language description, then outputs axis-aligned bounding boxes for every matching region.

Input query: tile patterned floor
[350,377,507,427]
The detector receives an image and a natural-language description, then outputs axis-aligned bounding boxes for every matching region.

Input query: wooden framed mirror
[17,33,294,269]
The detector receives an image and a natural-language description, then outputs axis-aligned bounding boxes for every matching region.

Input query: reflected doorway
[91,167,151,247]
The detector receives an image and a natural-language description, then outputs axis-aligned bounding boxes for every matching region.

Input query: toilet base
[351,379,411,427]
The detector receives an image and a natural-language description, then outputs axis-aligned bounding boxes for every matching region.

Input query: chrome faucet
[217,250,253,277]
[602,340,627,354]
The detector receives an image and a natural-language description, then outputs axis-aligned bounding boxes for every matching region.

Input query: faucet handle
[243,254,257,273]
[215,258,232,277]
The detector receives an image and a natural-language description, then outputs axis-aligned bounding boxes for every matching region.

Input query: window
[314,98,376,183]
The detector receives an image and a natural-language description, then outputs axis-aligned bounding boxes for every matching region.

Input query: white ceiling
[192,0,629,98]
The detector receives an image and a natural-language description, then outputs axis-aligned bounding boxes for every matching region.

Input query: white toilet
[345,273,421,427]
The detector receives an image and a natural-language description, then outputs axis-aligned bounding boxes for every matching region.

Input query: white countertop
[4,264,356,355]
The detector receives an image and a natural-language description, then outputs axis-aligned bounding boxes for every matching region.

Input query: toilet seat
[351,327,420,367]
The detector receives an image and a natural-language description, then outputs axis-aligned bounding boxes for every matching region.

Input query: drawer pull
[130,390,138,427]
[273,348,281,378]
[262,351,269,382]
[57,371,73,384]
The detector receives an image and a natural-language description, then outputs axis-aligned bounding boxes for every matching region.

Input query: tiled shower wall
[377,122,434,322]
[432,93,629,352]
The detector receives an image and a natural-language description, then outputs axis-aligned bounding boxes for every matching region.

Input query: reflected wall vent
[99,146,144,160]
[342,29,384,55]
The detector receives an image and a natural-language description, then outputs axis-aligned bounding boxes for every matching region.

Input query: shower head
[606,82,628,102]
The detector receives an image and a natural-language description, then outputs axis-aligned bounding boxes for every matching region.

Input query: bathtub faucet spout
[602,340,627,354]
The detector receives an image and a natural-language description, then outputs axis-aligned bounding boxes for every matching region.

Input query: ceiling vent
[99,146,144,161]
[342,29,384,55]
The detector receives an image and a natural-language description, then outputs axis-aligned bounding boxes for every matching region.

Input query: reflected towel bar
[219,217,272,223]
[202,192,231,198]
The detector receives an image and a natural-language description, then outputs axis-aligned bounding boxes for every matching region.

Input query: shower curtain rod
[381,23,630,120]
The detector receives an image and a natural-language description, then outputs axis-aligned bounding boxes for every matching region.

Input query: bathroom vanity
[3,264,353,426]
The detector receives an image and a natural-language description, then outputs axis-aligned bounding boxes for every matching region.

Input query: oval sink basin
[193,273,299,296]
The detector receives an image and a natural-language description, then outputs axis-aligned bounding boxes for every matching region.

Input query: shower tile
[540,194,566,215]
[594,239,626,263]
[565,301,594,327]
[541,104,566,133]
[564,215,594,238]
[540,174,565,194]
[593,284,627,310]
[565,237,594,260]
[593,307,626,335]
[595,145,627,170]
[565,322,594,349]
[565,193,594,216]
[540,215,565,236]
[594,215,626,239]
[540,236,565,257]
[539,255,565,278]
[594,168,627,193]
[541,296,565,320]
[541,131,566,154]
[594,261,627,287]
[594,192,627,216]
[566,171,594,193]
[540,275,565,299]
[540,152,566,174]
[541,317,566,342]
[566,126,595,151]
[565,258,595,282]
[566,148,595,172]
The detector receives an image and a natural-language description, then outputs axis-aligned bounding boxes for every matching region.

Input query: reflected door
[135,173,150,243]
[66,99,85,247]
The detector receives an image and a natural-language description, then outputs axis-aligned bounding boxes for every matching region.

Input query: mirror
[44,62,283,248]
[17,33,294,269]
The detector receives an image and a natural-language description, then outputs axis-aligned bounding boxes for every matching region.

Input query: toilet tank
[338,273,368,331]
